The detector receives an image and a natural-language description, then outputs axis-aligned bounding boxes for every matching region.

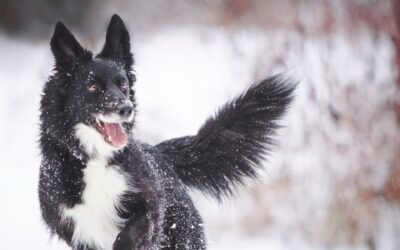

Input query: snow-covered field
[0,26,398,250]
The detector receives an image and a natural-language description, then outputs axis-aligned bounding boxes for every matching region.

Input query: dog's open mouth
[94,118,128,148]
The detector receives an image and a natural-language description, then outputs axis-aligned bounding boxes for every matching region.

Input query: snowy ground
[0,26,398,249]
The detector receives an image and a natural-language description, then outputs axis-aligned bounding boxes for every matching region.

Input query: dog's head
[42,15,136,157]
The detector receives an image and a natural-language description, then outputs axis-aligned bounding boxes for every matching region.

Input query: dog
[38,14,296,250]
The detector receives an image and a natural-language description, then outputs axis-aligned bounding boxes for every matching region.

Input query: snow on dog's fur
[38,14,296,250]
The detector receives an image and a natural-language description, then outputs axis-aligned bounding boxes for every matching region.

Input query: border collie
[38,14,296,250]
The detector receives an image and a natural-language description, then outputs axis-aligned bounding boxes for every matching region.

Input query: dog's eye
[120,82,128,91]
[88,84,100,93]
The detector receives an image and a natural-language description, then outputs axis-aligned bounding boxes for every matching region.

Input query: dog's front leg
[113,205,162,250]
[113,213,148,250]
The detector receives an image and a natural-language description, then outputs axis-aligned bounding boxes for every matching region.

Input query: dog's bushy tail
[155,74,297,199]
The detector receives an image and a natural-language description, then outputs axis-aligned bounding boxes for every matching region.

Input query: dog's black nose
[117,102,133,118]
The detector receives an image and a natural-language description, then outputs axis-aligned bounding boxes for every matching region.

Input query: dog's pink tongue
[103,123,128,147]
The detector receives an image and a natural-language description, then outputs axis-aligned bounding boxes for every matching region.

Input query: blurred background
[0,0,399,249]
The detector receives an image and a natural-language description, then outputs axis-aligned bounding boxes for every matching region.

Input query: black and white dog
[38,14,295,250]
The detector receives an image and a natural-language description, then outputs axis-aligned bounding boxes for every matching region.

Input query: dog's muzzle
[117,102,133,119]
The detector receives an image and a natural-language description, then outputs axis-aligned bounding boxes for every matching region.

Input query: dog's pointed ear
[51,22,90,70]
[99,14,133,71]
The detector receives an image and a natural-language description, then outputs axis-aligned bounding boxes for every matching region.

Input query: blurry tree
[384,0,400,204]
[0,0,96,38]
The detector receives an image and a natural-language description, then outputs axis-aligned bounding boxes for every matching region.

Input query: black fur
[38,14,296,250]
[156,76,295,199]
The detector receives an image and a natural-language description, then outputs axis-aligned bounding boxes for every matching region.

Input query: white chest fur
[62,158,129,250]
